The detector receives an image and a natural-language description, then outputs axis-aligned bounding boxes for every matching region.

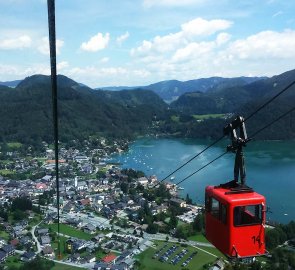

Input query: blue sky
[1,0,295,87]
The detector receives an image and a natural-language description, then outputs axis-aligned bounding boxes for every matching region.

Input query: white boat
[177,186,184,190]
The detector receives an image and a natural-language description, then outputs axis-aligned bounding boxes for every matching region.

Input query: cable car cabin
[205,185,266,258]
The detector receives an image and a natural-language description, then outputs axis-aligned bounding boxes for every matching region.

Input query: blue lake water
[110,138,295,224]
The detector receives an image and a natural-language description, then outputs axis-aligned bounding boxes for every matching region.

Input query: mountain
[170,70,295,115]
[0,79,22,88]
[142,76,265,103]
[96,77,265,103]
[165,69,295,140]
[0,75,169,145]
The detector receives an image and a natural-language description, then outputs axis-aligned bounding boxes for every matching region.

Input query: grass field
[51,235,69,257]
[171,115,180,122]
[188,233,209,243]
[137,241,219,270]
[193,114,226,120]
[0,230,10,241]
[5,254,22,269]
[0,169,15,176]
[47,224,92,240]
[7,142,22,149]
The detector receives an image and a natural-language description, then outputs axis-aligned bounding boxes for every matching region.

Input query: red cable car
[205,116,267,259]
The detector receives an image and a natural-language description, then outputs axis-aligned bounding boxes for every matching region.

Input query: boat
[177,186,184,190]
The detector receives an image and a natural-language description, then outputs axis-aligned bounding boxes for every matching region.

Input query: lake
[110,138,295,224]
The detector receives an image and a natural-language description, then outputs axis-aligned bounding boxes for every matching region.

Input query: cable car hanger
[218,116,253,194]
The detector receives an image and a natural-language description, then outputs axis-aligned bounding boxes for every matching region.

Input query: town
[0,139,224,270]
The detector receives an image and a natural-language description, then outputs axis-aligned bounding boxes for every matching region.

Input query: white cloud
[131,18,232,57]
[272,11,283,18]
[57,61,69,71]
[37,37,64,55]
[116,32,130,45]
[129,26,295,85]
[216,32,231,46]
[65,66,151,87]
[225,30,295,60]
[100,57,109,63]
[143,0,203,8]
[0,63,50,81]
[80,33,110,52]
[0,35,31,50]
[172,41,215,62]
[181,18,233,37]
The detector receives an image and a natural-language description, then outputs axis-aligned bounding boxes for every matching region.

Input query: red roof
[80,198,90,205]
[36,183,47,189]
[10,239,19,246]
[101,253,117,263]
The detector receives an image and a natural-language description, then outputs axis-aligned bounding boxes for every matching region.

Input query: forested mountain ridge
[170,69,295,115]
[142,76,264,102]
[98,76,265,103]
[164,69,295,140]
[0,75,170,146]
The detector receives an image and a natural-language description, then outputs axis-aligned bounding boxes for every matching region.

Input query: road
[31,221,43,254]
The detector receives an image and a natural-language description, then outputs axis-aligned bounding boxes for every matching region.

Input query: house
[94,262,108,270]
[66,238,86,253]
[63,202,76,213]
[21,251,36,262]
[35,183,48,190]
[170,198,187,208]
[36,228,49,236]
[10,239,19,247]
[76,181,88,191]
[70,253,81,262]
[0,251,6,263]
[42,175,52,182]
[0,238,6,248]
[84,254,96,263]
[101,253,117,264]
[137,177,149,186]
[0,244,15,256]
[42,246,54,258]
[66,218,82,228]
[210,259,225,270]
[40,236,51,246]
[74,155,89,163]
[79,198,91,206]
[19,236,32,246]
[83,223,96,234]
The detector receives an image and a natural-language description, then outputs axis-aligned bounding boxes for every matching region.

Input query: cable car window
[234,204,262,226]
[220,203,227,224]
[205,194,210,212]
[211,197,219,219]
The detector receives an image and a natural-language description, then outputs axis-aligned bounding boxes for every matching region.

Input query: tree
[193,213,204,232]
[146,223,159,234]
[120,182,129,194]
[13,209,27,221]
[11,197,32,211]
[185,193,192,204]
[169,213,178,229]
